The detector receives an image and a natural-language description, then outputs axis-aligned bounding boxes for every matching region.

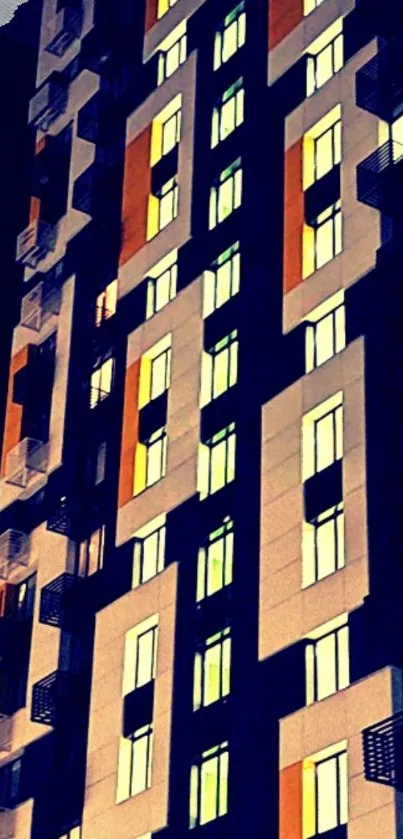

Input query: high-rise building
[1,0,403,837]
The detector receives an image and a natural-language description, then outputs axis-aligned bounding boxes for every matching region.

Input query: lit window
[302,392,343,481]
[209,159,242,229]
[132,514,166,588]
[90,357,114,408]
[305,291,346,372]
[306,20,343,97]
[59,827,81,839]
[303,107,342,188]
[95,279,117,327]
[302,503,344,588]
[116,725,153,803]
[145,426,168,488]
[157,0,179,20]
[158,22,187,85]
[139,334,172,408]
[214,3,246,70]
[304,0,327,15]
[189,743,229,828]
[200,331,238,407]
[148,177,179,239]
[194,628,231,710]
[203,242,240,318]
[78,526,105,576]
[303,744,348,837]
[197,518,234,601]
[304,201,342,278]
[151,95,182,166]
[211,78,244,148]
[146,251,178,318]
[305,615,349,705]
[198,424,236,500]
[122,616,159,696]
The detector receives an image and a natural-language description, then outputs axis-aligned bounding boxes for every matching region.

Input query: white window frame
[211,78,244,148]
[214,3,246,70]
[203,242,240,318]
[209,159,242,229]
[196,518,234,601]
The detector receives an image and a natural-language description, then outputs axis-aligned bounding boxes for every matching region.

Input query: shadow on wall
[0,0,29,27]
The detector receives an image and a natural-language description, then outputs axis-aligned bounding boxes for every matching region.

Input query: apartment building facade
[0,0,402,837]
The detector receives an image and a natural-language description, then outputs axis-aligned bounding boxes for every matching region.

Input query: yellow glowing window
[209,159,242,230]
[304,0,327,15]
[305,614,349,704]
[303,106,342,189]
[305,290,345,373]
[151,94,182,166]
[211,78,244,148]
[200,330,238,407]
[157,21,187,86]
[146,249,178,318]
[302,392,343,481]
[122,615,159,697]
[214,3,246,70]
[189,742,229,828]
[139,334,172,409]
[90,357,114,408]
[302,503,344,588]
[194,628,231,710]
[198,424,236,500]
[95,279,118,326]
[306,19,343,97]
[132,513,166,588]
[157,0,179,20]
[303,742,348,837]
[116,725,153,803]
[196,517,234,601]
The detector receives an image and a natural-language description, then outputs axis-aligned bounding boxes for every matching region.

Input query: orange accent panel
[279,762,303,839]
[118,360,141,508]
[35,136,46,156]
[283,140,304,296]
[145,0,159,31]
[269,0,304,50]
[29,197,41,224]
[119,127,152,268]
[0,346,29,477]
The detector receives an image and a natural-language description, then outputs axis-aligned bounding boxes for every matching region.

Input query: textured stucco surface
[0,0,28,26]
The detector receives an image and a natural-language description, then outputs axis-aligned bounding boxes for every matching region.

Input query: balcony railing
[357,140,403,215]
[0,531,30,580]
[363,710,403,789]
[28,75,68,131]
[16,221,57,269]
[31,670,83,727]
[4,438,48,489]
[45,4,83,58]
[20,277,62,331]
[356,41,403,121]
[39,573,78,628]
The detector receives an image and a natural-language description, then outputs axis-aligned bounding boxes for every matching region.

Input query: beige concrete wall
[82,564,178,839]
[144,0,206,61]
[37,0,95,89]
[116,276,202,546]
[259,338,368,659]
[280,666,403,839]
[283,39,381,333]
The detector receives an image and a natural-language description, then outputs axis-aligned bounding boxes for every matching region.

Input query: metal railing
[4,438,48,489]
[16,221,57,269]
[363,710,403,789]
[0,531,30,580]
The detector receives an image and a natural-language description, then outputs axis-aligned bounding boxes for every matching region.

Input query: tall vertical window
[146,251,178,319]
[122,617,159,696]
[139,334,172,408]
[305,291,346,373]
[151,95,182,166]
[303,744,348,837]
[132,514,166,588]
[214,3,246,70]
[145,426,168,488]
[158,22,187,85]
[203,243,240,317]
[90,357,114,408]
[198,424,236,500]
[305,615,349,704]
[194,628,231,710]
[303,107,342,188]
[302,393,343,481]
[197,518,234,601]
[78,526,105,577]
[148,176,179,238]
[116,725,153,802]
[211,79,244,148]
[209,159,242,229]
[306,20,343,97]
[95,279,118,326]
[313,201,342,272]
[302,503,344,588]
[190,743,229,828]
[200,331,238,407]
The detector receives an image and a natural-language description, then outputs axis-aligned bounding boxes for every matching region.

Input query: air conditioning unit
[0,531,30,580]
[16,221,57,269]
[45,5,83,57]
[20,277,62,331]
[28,75,68,131]
[4,438,48,489]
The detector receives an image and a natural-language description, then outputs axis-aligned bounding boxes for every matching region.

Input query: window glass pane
[213,348,229,399]
[224,531,234,586]
[131,733,149,795]
[208,537,224,596]
[316,130,333,179]
[337,626,350,690]
[227,432,236,482]
[216,260,231,307]
[335,405,343,459]
[116,737,132,803]
[201,756,218,824]
[222,19,238,63]
[218,177,234,223]
[317,757,338,833]
[204,643,221,705]
[317,517,336,579]
[221,97,236,141]
[316,633,337,700]
[316,412,335,471]
[338,752,348,824]
[316,218,333,269]
[336,512,345,569]
[210,441,226,494]
[219,751,229,815]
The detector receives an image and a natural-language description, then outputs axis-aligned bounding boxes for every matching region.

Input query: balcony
[357,140,403,215]
[31,670,83,726]
[45,4,83,58]
[0,531,30,580]
[28,75,68,131]
[4,438,48,489]
[356,41,403,121]
[20,277,61,331]
[16,221,57,269]
[39,573,78,628]
[363,710,403,789]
